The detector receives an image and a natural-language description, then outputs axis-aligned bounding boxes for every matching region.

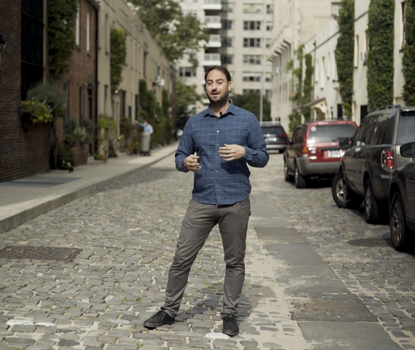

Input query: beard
[207,89,229,107]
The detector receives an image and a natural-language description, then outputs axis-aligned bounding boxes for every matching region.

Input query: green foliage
[302,54,313,120]
[231,92,271,121]
[80,117,94,134]
[20,100,53,123]
[289,111,302,133]
[64,116,90,145]
[26,81,67,118]
[402,0,415,105]
[367,0,394,111]
[335,0,354,117]
[175,80,202,118]
[47,0,77,78]
[97,114,116,131]
[56,142,74,169]
[130,0,208,64]
[110,28,127,94]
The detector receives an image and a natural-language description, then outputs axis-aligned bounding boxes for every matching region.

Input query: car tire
[332,170,362,209]
[390,192,410,251]
[284,158,293,182]
[364,180,380,223]
[294,163,307,188]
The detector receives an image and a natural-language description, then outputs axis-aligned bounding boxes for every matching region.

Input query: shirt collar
[203,100,236,118]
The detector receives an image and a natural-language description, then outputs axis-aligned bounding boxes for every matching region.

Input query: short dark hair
[204,66,232,83]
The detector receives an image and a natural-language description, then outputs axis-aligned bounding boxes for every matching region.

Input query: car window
[397,111,415,144]
[372,112,394,145]
[306,124,357,144]
[352,117,371,147]
[363,115,378,145]
[261,126,285,135]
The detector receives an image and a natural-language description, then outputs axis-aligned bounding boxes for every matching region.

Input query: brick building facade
[0,0,53,182]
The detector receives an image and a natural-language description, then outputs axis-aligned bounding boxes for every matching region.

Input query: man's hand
[183,155,201,172]
[219,144,245,161]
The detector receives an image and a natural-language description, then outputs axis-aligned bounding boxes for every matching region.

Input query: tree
[175,80,202,130]
[231,93,271,122]
[335,0,354,118]
[129,0,208,64]
[402,0,415,106]
[367,0,394,111]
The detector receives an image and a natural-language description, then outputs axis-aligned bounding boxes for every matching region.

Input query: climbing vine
[402,0,415,106]
[110,28,127,94]
[367,0,394,111]
[47,0,78,79]
[335,0,354,118]
[302,53,313,120]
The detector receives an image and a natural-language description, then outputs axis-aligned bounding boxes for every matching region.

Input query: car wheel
[390,192,409,251]
[294,163,307,188]
[364,180,380,223]
[284,158,293,182]
[332,170,362,209]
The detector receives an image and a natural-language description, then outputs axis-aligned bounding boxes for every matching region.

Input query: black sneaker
[222,314,239,336]
[143,310,175,329]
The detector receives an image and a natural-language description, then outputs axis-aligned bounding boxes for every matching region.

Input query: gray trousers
[162,197,251,319]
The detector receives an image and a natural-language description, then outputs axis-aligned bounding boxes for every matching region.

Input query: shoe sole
[144,320,174,329]
[222,329,239,337]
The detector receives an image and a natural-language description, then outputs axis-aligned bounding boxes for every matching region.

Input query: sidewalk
[0,142,178,233]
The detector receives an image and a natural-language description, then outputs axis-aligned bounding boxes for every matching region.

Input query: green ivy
[367,0,394,111]
[47,0,77,79]
[302,53,313,120]
[20,100,53,123]
[402,0,415,105]
[110,28,127,94]
[335,0,354,118]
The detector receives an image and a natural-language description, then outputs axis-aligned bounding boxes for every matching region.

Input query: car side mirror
[338,137,352,148]
[400,142,415,159]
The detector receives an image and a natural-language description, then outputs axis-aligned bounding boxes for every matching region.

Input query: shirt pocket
[225,126,249,145]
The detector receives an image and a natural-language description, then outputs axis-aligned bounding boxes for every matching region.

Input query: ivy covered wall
[402,0,415,106]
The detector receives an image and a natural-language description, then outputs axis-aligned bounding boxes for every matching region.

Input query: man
[143,66,269,336]
[140,120,153,135]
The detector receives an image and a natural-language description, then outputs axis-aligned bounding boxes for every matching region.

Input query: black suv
[332,105,415,223]
[260,122,288,153]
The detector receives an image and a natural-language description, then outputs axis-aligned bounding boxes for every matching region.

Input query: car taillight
[302,146,309,154]
[381,149,395,171]
[280,133,287,138]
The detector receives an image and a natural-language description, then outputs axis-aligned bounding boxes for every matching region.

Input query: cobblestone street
[0,152,415,349]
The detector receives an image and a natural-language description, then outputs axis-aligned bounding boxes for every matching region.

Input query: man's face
[205,69,231,105]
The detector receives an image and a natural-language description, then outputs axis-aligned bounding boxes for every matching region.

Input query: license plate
[267,137,277,142]
[328,150,341,158]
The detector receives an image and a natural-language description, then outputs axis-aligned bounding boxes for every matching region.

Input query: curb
[0,149,175,233]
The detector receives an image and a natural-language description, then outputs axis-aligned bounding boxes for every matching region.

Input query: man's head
[204,66,232,106]
[143,120,148,125]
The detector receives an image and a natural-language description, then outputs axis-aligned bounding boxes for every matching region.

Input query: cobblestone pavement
[1,152,415,350]
[252,153,415,350]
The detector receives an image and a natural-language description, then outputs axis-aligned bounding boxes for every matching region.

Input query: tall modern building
[178,0,274,118]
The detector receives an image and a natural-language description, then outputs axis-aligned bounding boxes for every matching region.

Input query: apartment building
[178,0,274,117]
[268,0,334,131]
[97,0,174,135]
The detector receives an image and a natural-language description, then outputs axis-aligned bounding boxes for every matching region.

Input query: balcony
[203,0,222,10]
[202,53,221,66]
[205,16,222,29]
[207,35,221,48]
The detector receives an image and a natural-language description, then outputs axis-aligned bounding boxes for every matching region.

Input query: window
[266,4,273,14]
[181,0,197,2]
[243,55,262,65]
[243,89,260,94]
[222,2,234,13]
[222,54,233,64]
[265,73,272,82]
[76,1,80,46]
[222,20,233,30]
[243,21,261,30]
[266,21,273,31]
[309,124,358,143]
[354,35,359,67]
[243,38,261,47]
[266,38,272,48]
[331,2,340,18]
[179,66,197,77]
[86,11,90,52]
[243,72,261,82]
[243,3,262,13]
[222,37,233,47]
[104,14,108,52]
[183,10,198,16]
[119,90,126,118]
[104,85,108,114]
[265,90,272,99]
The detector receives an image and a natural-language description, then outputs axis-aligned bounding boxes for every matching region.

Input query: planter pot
[71,144,89,167]
[20,113,32,132]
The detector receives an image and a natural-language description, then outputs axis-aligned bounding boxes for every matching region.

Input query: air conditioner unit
[275,67,281,75]
[361,52,368,64]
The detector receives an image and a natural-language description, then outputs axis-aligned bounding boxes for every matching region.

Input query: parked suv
[260,122,288,153]
[332,105,415,223]
[284,120,358,188]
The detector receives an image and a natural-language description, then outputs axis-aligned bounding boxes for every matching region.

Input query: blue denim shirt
[175,101,269,205]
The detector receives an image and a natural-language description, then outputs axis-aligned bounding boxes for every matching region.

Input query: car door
[343,116,371,194]
[287,126,303,171]
[406,161,415,227]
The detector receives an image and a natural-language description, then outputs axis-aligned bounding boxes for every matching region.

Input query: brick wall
[64,0,98,164]
[0,0,52,182]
